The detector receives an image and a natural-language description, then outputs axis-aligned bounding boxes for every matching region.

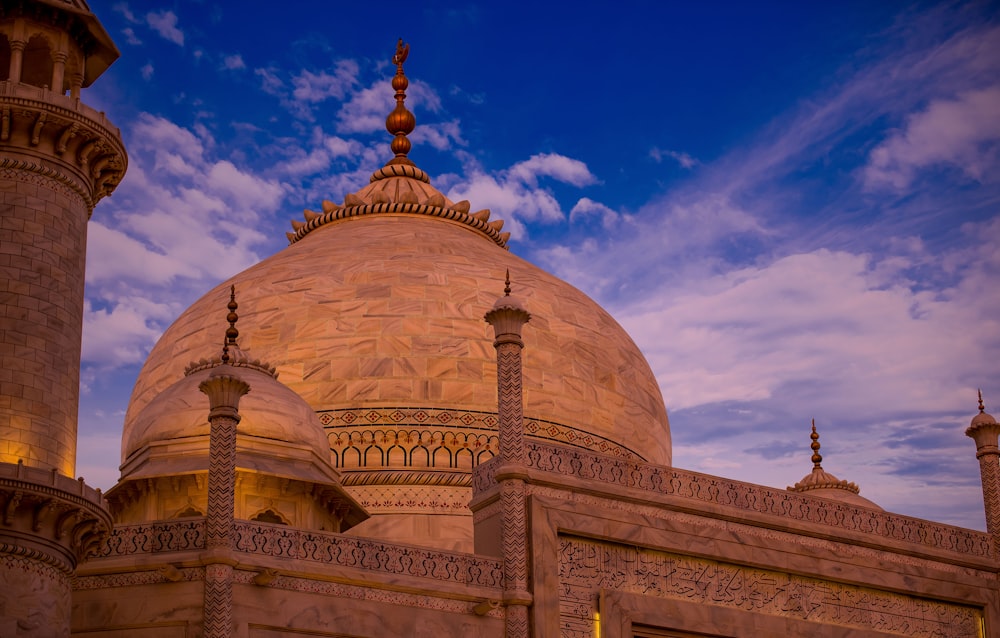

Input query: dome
[123,355,338,484]
[117,52,669,549]
[124,180,671,468]
[787,421,881,510]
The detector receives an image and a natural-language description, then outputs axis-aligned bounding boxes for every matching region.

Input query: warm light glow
[593,611,601,638]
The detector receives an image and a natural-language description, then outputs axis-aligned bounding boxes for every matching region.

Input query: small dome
[787,421,881,510]
[971,411,998,427]
[124,361,333,476]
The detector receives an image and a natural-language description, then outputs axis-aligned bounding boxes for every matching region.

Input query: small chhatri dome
[970,389,998,428]
[788,420,882,510]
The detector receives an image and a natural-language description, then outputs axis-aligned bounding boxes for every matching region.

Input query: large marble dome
[120,73,669,550]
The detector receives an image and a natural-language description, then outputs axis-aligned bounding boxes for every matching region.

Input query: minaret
[966,390,1000,555]
[484,271,532,638]
[0,2,124,635]
[199,287,250,638]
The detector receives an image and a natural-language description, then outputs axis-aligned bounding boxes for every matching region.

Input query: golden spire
[385,39,415,166]
[809,419,822,468]
[221,285,239,364]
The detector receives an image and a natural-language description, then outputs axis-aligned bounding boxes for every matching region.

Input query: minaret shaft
[0,5,123,635]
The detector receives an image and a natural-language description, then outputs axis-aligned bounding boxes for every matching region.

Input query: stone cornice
[0,82,126,210]
[474,442,994,563]
[0,461,113,574]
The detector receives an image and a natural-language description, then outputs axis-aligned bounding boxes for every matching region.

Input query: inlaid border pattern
[95,519,206,557]
[558,536,981,638]
[321,407,639,470]
[522,442,991,558]
[232,521,503,588]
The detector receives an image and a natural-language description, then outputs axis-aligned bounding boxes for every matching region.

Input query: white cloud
[255,67,284,95]
[619,237,1000,416]
[650,147,699,169]
[409,120,464,151]
[446,153,597,240]
[140,63,153,81]
[337,83,392,134]
[569,197,619,228]
[508,153,597,188]
[113,3,137,23]
[864,86,1000,189]
[122,27,141,46]
[291,61,359,103]
[146,10,184,46]
[82,297,177,366]
[221,54,246,71]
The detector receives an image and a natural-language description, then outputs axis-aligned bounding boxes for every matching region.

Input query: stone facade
[2,7,999,638]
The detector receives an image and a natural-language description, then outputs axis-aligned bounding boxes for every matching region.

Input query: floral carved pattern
[95,519,206,557]
[558,536,982,638]
[232,520,503,588]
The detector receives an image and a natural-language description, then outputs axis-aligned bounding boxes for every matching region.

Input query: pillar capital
[198,368,250,418]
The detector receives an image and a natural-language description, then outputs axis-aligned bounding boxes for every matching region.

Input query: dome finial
[504,269,511,297]
[221,285,239,364]
[979,388,986,414]
[385,39,415,167]
[810,419,822,468]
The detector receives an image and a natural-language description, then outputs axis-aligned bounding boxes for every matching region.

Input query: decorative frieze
[559,536,982,638]
[231,520,503,588]
[322,407,638,474]
[521,441,991,559]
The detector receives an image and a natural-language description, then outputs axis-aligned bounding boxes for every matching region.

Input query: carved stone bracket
[0,86,126,210]
[0,461,112,574]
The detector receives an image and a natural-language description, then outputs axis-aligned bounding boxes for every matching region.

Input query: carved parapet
[0,460,112,573]
[0,81,127,211]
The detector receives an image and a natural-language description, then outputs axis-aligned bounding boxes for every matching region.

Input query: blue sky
[77,1,1000,530]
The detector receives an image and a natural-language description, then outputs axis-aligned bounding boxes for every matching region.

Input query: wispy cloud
[221,54,246,71]
[447,153,598,239]
[146,10,184,46]
[864,86,1000,190]
[650,147,699,169]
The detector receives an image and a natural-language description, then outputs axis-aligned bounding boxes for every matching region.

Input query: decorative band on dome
[287,201,511,249]
[370,163,430,184]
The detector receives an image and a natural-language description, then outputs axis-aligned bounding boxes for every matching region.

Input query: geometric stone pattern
[231,520,504,588]
[322,407,638,471]
[520,442,992,559]
[558,536,983,638]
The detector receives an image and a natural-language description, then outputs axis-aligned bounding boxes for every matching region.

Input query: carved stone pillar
[9,39,24,83]
[967,393,1000,557]
[199,368,249,638]
[485,275,532,637]
[51,51,67,96]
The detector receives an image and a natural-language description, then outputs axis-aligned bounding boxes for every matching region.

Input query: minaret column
[199,366,249,638]
[485,272,532,638]
[967,391,1000,556]
[0,5,122,636]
